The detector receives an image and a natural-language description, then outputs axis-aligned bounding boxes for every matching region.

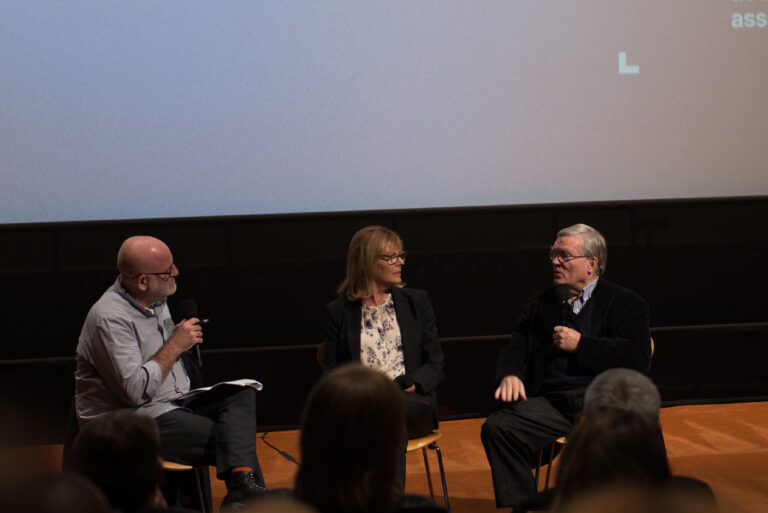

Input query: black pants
[395,391,439,490]
[481,388,586,508]
[155,386,264,485]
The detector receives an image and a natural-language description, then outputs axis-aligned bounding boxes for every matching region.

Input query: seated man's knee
[235,386,257,400]
[224,386,257,408]
[481,413,507,443]
[482,409,534,448]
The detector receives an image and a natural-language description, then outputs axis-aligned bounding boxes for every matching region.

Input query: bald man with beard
[75,236,265,510]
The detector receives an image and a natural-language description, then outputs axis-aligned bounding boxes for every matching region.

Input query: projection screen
[2,1,767,224]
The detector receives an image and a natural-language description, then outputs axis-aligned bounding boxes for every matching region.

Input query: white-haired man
[481,224,652,509]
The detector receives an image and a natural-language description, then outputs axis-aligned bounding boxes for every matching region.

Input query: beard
[147,278,177,304]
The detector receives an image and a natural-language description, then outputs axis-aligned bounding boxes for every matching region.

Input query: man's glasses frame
[135,264,176,281]
[548,252,588,264]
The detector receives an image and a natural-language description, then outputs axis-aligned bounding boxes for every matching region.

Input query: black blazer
[323,287,444,395]
[496,278,651,396]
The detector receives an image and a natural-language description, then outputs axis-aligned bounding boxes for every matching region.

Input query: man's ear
[136,274,149,292]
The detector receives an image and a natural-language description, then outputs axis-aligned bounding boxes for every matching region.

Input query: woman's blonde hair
[337,226,404,301]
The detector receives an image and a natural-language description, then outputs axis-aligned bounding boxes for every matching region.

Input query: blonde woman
[323,226,444,484]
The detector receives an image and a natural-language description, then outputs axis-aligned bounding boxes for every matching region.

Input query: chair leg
[162,464,211,513]
[544,441,556,489]
[421,447,435,499]
[193,467,207,513]
[533,447,543,488]
[431,442,450,512]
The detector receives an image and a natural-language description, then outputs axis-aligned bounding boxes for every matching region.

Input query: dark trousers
[395,391,439,490]
[155,386,264,485]
[481,388,586,508]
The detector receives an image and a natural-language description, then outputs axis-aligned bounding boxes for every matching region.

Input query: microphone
[178,299,205,368]
[554,284,570,326]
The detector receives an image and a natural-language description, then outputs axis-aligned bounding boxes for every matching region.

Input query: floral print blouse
[360,294,405,380]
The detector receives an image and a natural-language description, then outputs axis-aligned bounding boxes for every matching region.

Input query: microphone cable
[258,432,299,465]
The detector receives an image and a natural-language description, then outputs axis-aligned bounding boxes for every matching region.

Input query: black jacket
[323,287,444,396]
[496,278,651,396]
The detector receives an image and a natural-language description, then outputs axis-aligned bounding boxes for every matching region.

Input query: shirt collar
[112,277,166,317]
[580,276,599,300]
[572,276,599,314]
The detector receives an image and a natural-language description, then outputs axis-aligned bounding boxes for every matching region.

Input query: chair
[161,460,212,513]
[406,431,450,511]
[533,436,566,490]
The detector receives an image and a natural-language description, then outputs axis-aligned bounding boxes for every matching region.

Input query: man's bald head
[117,236,171,276]
[117,236,177,305]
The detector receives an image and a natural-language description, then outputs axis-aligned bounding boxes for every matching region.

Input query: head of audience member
[73,410,165,512]
[553,483,719,513]
[584,368,661,427]
[551,224,606,295]
[295,364,405,513]
[9,472,112,513]
[551,408,671,512]
[239,496,319,513]
[337,225,405,301]
[117,235,179,306]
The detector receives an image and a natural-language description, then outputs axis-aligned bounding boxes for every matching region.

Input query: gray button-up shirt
[75,278,190,424]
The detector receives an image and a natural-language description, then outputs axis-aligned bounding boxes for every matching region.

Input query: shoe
[221,470,266,510]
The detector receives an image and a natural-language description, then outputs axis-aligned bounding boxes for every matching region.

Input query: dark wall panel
[2,197,768,444]
[3,198,768,359]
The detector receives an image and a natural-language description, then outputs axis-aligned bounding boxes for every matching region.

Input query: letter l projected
[618,52,639,75]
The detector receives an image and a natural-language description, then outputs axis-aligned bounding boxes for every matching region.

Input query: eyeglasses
[548,252,588,264]
[140,264,177,281]
[378,252,406,265]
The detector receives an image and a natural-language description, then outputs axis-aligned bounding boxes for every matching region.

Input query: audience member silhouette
[554,483,719,513]
[72,409,196,513]
[294,364,445,513]
[582,369,715,504]
[238,496,319,513]
[7,472,112,513]
[583,368,662,427]
[551,408,671,511]
[518,369,716,513]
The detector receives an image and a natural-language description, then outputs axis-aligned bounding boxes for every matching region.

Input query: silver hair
[556,223,607,275]
[584,368,661,426]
